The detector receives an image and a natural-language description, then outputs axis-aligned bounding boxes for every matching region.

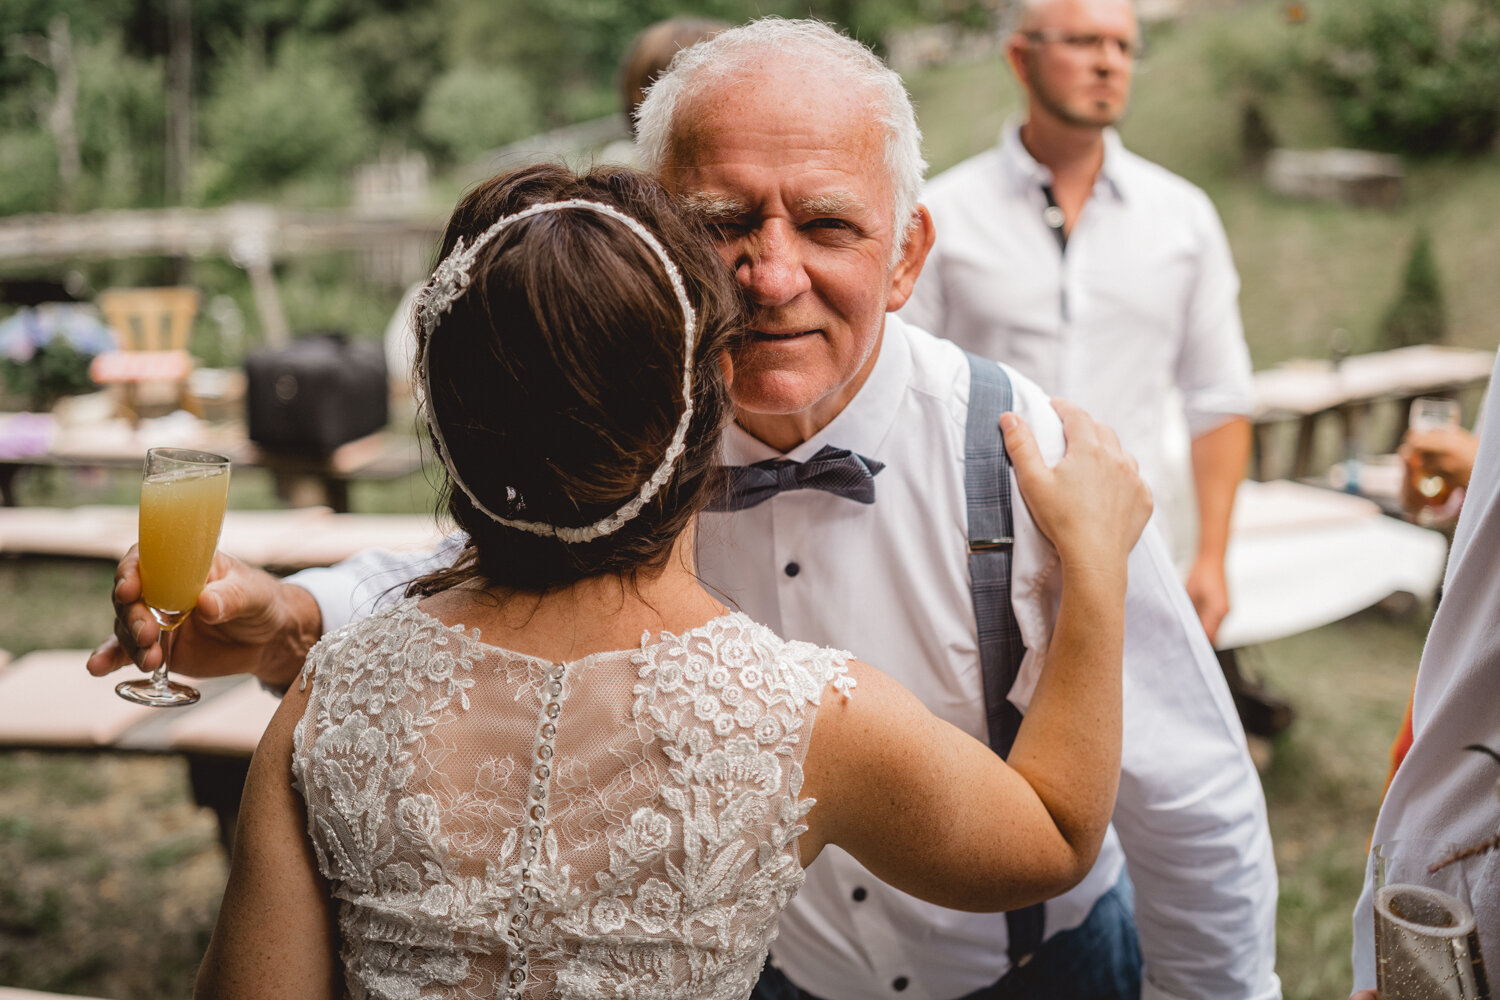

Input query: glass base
[116,677,200,707]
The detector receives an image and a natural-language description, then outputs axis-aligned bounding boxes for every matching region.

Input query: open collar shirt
[294,317,1279,1000]
[900,125,1255,555]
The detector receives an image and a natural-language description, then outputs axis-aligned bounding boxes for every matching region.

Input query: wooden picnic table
[0,414,422,512]
[0,503,445,569]
[1249,344,1493,481]
[0,648,280,848]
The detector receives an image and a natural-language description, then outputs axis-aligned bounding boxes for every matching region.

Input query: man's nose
[735,222,810,305]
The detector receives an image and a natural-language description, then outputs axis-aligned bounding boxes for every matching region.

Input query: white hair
[635,17,928,263]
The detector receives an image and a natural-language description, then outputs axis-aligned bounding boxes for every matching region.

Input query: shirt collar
[997,120,1128,202]
[721,314,912,465]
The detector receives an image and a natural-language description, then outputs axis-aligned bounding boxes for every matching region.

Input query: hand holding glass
[115,448,231,707]
[1408,397,1463,507]
[1371,840,1490,1000]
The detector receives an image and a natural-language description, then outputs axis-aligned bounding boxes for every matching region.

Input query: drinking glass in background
[115,447,231,707]
[1408,396,1464,515]
[1371,840,1491,1000]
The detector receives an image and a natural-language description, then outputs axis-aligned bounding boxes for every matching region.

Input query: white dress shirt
[292,316,1280,1000]
[901,125,1255,564]
[1351,355,1500,988]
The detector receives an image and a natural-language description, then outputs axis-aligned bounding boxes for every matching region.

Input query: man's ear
[1004,34,1031,88]
[887,205,936,313]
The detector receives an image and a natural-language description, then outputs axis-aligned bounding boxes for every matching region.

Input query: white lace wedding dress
[291,597,855,1000]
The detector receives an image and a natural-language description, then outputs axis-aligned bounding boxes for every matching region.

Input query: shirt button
[784,562,800,577]
[892,977,909,992]
[851,887,867,902]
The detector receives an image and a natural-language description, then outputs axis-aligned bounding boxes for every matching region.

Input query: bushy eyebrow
[679,192,747,223]
[796,192,865,216]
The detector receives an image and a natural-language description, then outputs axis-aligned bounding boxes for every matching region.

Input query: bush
[417,64,541,163]
[195,37,375,204]
[1310,0,1500,156]
[1380,230,1446,349]
[0,130,60,215]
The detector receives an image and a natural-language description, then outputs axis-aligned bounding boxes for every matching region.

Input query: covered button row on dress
[501,663,568,999]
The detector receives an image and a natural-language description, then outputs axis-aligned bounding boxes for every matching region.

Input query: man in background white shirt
[901,0,1255,647]
[90,18,1279,1000]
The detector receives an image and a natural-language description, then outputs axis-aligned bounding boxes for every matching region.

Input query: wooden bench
[0,415,422,514]
[0,649,280,849]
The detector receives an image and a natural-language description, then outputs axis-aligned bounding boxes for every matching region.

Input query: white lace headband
[417,198,699,544]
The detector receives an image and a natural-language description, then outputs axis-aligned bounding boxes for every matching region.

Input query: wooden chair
[90,286,203,423]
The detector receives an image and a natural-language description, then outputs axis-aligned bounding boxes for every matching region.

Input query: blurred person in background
[901,0,1254,650]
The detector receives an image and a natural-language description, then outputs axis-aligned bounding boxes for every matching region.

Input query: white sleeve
[1175,191,1255,437]
[288,534,468,634]
[1003,365,1282,1000]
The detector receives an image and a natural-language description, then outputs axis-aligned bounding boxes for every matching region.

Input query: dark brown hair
[408,163,741,596]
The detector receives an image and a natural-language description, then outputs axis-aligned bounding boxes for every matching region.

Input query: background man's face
[1016,0,1138,128]
[659,67,914,440]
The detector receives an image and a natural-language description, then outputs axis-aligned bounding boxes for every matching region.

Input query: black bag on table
[246,333,388,454]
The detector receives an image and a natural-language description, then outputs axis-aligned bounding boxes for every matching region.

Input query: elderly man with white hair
[90,17,1279,1000]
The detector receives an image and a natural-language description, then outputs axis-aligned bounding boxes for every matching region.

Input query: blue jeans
[753,874,1142,1000]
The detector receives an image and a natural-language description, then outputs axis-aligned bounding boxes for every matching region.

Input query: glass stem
[154,626,175,690]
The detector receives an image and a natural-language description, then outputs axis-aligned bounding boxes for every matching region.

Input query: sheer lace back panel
[291,598,854,1000]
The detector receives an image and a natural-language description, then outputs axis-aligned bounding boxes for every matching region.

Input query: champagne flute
[116,448,231,707]
[1371,840,1491,1000]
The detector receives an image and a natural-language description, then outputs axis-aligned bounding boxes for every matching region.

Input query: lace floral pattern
[292,598,854,999]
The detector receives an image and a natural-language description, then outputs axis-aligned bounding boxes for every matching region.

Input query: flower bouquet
[0,303,117,412]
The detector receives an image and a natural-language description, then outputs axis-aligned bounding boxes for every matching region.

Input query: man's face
[658,68,927,449]
[1013,0,1138,129]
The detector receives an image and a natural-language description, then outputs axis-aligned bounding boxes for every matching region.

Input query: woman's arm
[800,400,1149,912]
[195,677,341,999]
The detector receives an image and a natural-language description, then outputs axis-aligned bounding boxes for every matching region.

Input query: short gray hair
[635,17,928,262]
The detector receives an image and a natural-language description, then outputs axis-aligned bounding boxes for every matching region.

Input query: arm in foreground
[86,547,323,691]
[195,677,340,999]
[800,401,1151,911]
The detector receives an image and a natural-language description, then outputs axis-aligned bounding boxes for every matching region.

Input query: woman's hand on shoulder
[1002,399,1152,577]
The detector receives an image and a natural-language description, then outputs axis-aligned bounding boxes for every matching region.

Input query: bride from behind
[194,163,1151,1000]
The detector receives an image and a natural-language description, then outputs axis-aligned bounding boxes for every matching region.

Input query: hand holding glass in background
[114,447,230,707]
[1402,397,1476,525]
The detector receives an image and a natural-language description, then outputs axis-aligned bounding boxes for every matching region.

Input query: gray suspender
[963,351,1046,965]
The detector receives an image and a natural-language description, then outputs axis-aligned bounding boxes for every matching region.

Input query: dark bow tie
[708,444,886,512]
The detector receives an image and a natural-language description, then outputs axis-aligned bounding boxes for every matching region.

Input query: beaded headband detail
[417,198,699,544]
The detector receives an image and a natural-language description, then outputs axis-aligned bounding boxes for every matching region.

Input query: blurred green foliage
[1213,0,1500,159]
[1379,229,1447,349]
[194,35,375,203]
[417,63,541,163]
[1310,0,1500,156]
[0,0,997,216]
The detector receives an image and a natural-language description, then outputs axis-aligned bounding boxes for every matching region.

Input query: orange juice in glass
[117,448,230,707]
